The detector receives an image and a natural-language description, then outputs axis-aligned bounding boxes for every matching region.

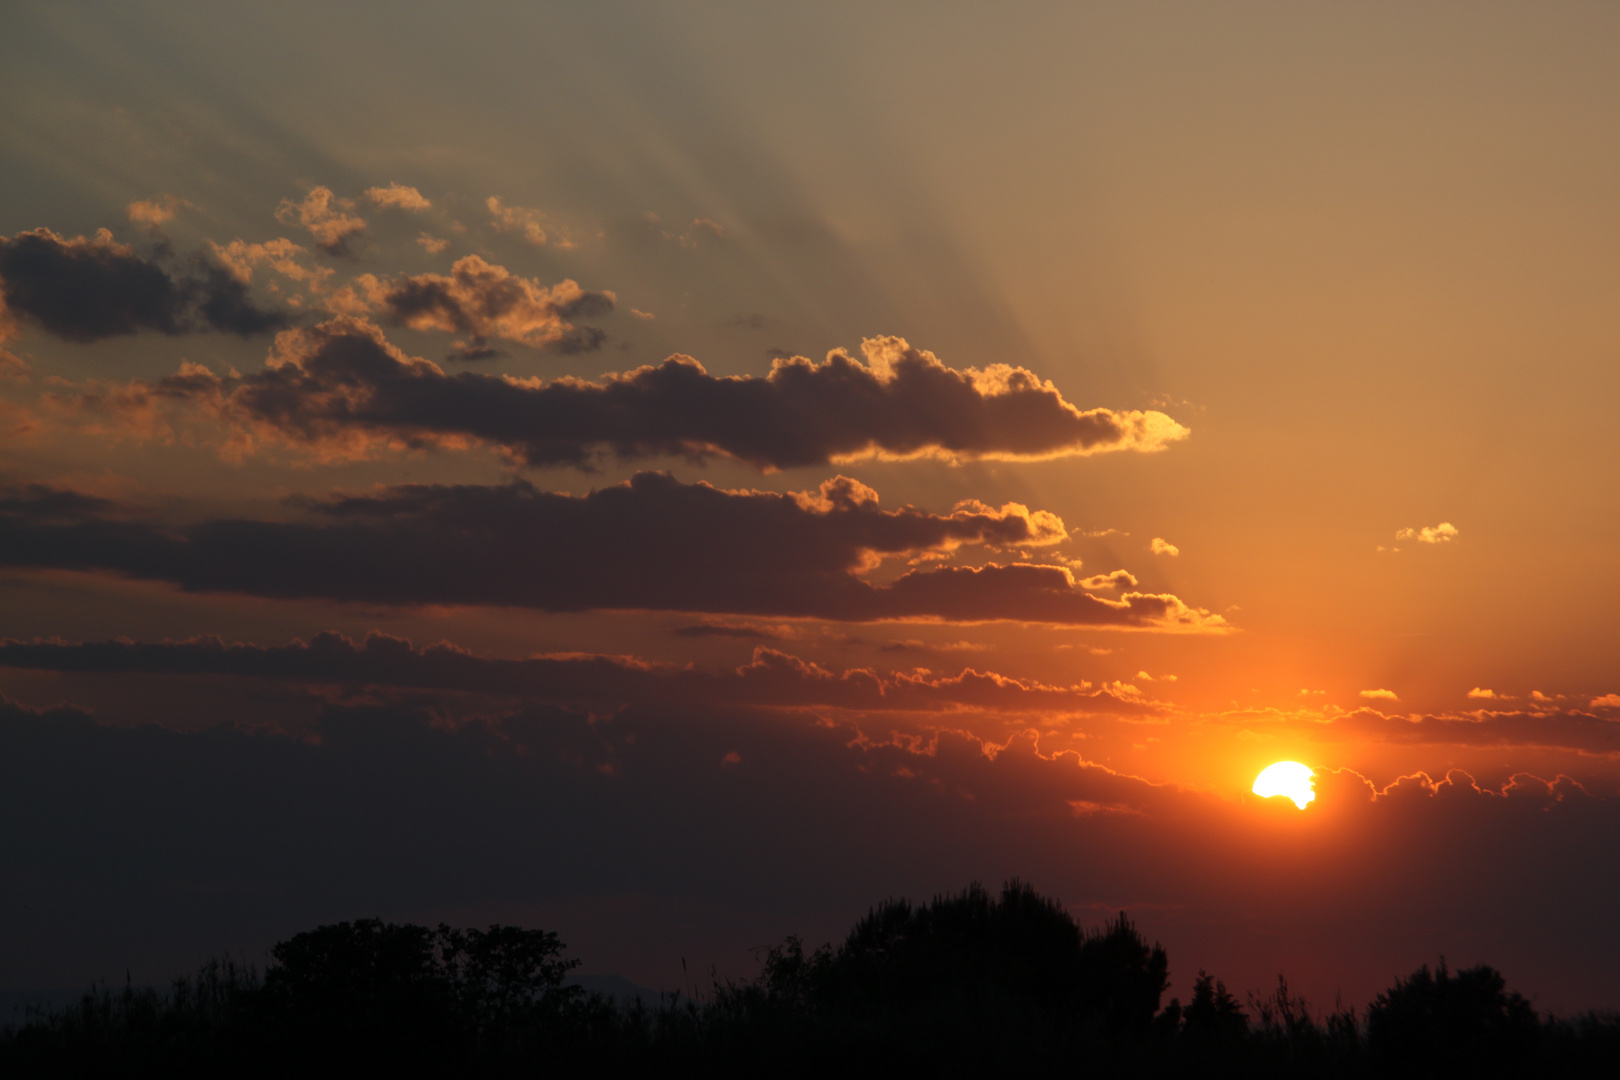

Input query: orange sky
[1,2,1617,1012]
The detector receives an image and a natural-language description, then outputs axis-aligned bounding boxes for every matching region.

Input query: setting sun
[1253,762,1316,809]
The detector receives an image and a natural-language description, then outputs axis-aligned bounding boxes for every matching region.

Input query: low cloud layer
[1213,702,1620,756]
[0,228,288,342]
[0,476,1216,627]
[74,319,1188,470]
[1,694,1612,1010]
[0,632,1153,717]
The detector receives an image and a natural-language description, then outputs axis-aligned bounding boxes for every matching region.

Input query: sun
[1253,761,1316,809]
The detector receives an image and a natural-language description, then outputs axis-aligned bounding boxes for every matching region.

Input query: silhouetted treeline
[3,881,1616,1078]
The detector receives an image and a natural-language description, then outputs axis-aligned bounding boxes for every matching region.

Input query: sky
[2,1,1618,1013]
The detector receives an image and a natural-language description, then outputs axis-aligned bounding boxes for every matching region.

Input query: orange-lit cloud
[275,187,366,255]
[486,196,553,245]
[1396,522,1459,544]
[1149,537,1179,557]
[208,237,331,290]
[362,256,613,352]
[126,195,191,228]
[364,184,431,211]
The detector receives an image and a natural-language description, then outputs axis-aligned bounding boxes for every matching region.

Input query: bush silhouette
[263,919,579,1071]
[1366,959,1538,1074]
[714,880,1170,1076]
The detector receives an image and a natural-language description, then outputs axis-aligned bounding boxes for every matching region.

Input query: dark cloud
[85,318,1187,470]
[0,228,288,341]
[0,477,1216,627]
[1328,706,1620,755]
[1,695,1614,1011]
[671,621,790,641]
[0,632,1151,717]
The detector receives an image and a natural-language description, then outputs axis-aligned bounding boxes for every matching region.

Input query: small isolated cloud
[630,308,655,320]
[127,195,190,228]
[1395,522,1459,545]
[1592,694,1620,710]
[1149,537,1179,557]
[487,197,551,245]
[1360,688,1399,701]
[275,187,366,255]
[365,184,431,211]
[1078,570,1137,592]
[691,217,724,237]
[416,232,450,254]
[1467,687,1498,700]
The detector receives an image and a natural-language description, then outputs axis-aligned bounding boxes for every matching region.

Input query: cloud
[417,233,450,254]
[1360,689,1399,700]
[364,184,432,211]
[275,187,366,255]
[486,196,551,245]
[0,632,1153,718]
[0,476,1217,628]
[1149,538,1179,557]
[1593,694,1620,710]
[80,320,1187,472]
[0,228,289,341]
[1078,570,1138,591]
[672,620,794,641]
[126,195,190,228]
[1216,703,1620,755]
[1467,687,1498,700]
[362,256,613,352]
[1395,522,1459,544]
[208,238,330,290]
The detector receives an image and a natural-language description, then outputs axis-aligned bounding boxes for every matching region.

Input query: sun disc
[1253,761,1316,809]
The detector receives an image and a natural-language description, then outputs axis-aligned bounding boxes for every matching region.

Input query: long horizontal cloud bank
[0,228,287,341]
[81,318,1188,469]
[1,695,1614,1009]
[1322,705,1620,755]
[0,476,1217,626]
[0,633,1154,717]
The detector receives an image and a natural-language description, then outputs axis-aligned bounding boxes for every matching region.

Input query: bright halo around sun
[1253,761,1316,809]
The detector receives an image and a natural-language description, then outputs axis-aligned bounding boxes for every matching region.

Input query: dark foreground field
[3,881,1616,1078]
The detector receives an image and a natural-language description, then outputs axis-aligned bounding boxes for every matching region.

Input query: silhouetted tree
[1181,970,1248,1048]
[1366,960,1538,1075]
